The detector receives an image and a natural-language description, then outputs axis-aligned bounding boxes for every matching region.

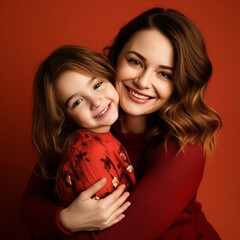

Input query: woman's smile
[125,86,152,104]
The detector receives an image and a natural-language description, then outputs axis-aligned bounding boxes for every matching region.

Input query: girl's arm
[63,140,205,240]
[20,164,130,238]
[56,131,134,232]
[56,130,135,206]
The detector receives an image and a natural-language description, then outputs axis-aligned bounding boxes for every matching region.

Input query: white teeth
[130,89,150,99]
[96,104,109,117]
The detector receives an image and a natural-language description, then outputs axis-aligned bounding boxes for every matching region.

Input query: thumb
[78,178,106,200]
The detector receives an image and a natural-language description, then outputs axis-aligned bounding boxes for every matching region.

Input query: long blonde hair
[105,8,222,153]
[32,45,115,178]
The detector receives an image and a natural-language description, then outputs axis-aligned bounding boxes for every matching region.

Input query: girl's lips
[94,102,111,118]
[125,86,152,104]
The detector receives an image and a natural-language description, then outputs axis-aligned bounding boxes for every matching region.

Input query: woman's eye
[158,71,173,80]
[128,58,143,68]
[94,82,102,90]
[72,99,83,108]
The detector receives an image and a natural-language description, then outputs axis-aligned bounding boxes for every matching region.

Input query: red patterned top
[55,130,136,206]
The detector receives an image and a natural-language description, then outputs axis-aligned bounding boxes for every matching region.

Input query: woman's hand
[59,178,131,232]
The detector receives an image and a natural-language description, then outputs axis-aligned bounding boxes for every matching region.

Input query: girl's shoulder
[70,130,113,150]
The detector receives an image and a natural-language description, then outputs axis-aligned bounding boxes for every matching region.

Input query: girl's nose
[90,95,103,110]
[133,70,152,89]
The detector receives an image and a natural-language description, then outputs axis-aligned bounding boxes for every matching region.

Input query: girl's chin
[106,113,119,125]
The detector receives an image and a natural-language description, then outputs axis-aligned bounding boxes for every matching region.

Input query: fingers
[78,178,106,200]
[105,192,130,220]
[100,201,131,230]
[101,184,126,206]
[98,189,131,229]
[110,201,131,221]
[98,185,130,222]
[104,214,125,229]
[107,191,130,213]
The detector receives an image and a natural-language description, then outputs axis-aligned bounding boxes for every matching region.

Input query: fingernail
[100,178,106,183]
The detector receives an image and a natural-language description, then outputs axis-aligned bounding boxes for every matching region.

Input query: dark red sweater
[20,127,221,239]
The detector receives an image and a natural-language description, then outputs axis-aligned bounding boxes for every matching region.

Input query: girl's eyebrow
[65,77,96,108]
[127,50,174,71]
[87,76,96,86]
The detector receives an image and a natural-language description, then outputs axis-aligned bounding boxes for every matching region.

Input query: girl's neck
[119,112,148,134]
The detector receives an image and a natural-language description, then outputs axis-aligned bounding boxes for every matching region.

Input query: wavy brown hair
[32,45,115,178]
[105,8,221,154]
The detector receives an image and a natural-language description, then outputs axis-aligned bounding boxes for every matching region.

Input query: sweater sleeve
[64,140,205,240]
[20,164,74,238]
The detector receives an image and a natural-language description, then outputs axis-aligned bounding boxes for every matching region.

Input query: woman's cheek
[116,60,134,81]
[161,81,174,99]
[115,81,122,96]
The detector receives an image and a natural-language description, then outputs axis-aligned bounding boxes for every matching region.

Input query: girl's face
[55,71,119,133]
[115,29,175,116]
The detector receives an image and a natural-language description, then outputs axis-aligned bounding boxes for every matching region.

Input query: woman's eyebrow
[127,50,174,71]
[127,51,146,61]
[160,65,174,71]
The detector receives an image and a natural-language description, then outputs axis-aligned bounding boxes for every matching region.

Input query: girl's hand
[59,178,131,232]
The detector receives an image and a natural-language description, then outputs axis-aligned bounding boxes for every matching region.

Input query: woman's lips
[94,102,111,118]
[125,86,152,104]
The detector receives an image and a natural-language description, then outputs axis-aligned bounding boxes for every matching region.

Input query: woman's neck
[119,113,148,134]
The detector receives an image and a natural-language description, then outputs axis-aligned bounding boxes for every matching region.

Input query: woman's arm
[20,164,130,238]
[21,141,205,239]
[20,164,70,238]
[64,140,205,240]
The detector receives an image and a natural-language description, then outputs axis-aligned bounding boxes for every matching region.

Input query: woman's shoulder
[146,137,205,168]
[149,135,204,154]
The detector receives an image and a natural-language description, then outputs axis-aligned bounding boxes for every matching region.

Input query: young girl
[32,45,136,207]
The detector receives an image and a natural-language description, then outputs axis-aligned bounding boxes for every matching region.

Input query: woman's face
[115,29,175,116]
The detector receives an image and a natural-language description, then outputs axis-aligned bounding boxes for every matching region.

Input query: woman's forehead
[121,29,174,68]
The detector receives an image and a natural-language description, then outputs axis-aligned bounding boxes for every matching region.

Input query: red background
[0,0,239,239]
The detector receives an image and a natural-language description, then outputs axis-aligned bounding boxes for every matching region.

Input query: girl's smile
[94,102,112,118]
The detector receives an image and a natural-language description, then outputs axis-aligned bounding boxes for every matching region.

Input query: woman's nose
[133,70,152,89]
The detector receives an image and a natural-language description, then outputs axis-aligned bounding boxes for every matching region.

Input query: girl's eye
[72,99,83,108]
[94,82,102,90]
[128,58,143,68]
[158,71,173,80]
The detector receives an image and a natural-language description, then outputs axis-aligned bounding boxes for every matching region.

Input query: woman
[20,8,222,239]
